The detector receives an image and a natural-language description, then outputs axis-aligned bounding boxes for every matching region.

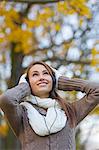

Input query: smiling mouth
[37,82,48,86]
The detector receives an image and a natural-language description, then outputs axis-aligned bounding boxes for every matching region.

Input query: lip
[38,83,47,87]
[37,81,48,85]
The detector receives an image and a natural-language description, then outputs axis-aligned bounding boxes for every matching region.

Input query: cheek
[48,77,53,89]
[30,80,37,87]
[28,77,37,89]
[29,79,38,95]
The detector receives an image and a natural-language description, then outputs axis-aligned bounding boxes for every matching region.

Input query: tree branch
[43,57,91,65]
[3,0,64,4]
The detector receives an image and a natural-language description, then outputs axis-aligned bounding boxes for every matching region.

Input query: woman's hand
[83,82,99,103]
[19,73,28,84]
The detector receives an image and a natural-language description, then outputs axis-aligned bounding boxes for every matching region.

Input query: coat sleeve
[71,94,98,125]
[0,83,31,136]
[58,76,99,125]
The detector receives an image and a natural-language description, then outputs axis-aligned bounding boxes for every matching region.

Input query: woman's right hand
[19,73,28,84]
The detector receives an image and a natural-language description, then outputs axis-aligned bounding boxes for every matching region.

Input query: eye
[43,71,49,75]
[32,73,38,76]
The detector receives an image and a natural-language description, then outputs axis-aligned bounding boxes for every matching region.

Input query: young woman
[0,61,99,150]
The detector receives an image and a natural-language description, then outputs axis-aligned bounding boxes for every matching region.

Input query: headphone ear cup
[52,74,56,89]
[25,76,29,82]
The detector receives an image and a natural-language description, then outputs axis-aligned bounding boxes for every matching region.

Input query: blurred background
[0,0,99,149]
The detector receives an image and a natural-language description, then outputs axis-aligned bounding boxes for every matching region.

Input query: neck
[34,94,49,99]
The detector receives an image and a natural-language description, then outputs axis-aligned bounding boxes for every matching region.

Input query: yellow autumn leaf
[57,2,67,13]
[24,19,39,28]
[14,44,22,53]
[69,0,92,18]
[92,48,97,56]
[43,7,54,17]
[0,123,9,137]
[55,24,61,31]
[96,68,99,72]
[0,37,4,43]
[5,18,16,30]
[91,106,99,115]
[67,9,76,15]
[22,42,32,54]
[80,7,92,19]
[0,114,9,137]
[95,59,99,64]
[91,59,96,66]
[79,18,84,26]
[7,9,20,21]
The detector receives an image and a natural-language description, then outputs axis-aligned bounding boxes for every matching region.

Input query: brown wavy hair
[26,61,76,127]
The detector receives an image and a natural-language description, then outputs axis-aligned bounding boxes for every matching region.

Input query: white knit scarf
[20,95,67,136]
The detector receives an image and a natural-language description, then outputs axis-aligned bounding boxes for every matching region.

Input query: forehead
[29,64,48,72]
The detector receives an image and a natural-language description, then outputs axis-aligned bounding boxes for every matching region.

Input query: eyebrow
[32,70,48,73]
[32,71,39,73]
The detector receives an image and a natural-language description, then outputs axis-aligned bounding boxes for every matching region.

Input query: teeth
[40,83,46,85]
[39,82,47,84]
[37,82,48,85]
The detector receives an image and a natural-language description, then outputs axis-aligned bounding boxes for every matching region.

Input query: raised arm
[58,76,99,125]
[0,83,31,136]
[58,76,89,92]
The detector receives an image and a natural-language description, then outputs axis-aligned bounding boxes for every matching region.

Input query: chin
[32,86,52,96]
[36,90,50,97]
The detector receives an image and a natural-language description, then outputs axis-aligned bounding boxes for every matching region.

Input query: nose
[39,74,45,80]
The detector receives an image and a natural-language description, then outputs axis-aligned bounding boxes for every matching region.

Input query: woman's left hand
[50,67,62,88]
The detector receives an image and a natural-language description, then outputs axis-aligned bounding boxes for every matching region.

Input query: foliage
[0,0,91,55]
[0,111,9,137]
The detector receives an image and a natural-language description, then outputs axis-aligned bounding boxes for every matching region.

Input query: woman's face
[28,64,53,98]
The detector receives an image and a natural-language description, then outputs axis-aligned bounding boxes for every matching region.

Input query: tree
[0,0,93,85]
[1,0,64,4]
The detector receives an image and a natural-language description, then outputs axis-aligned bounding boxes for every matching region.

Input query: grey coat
[0,76,99,150]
